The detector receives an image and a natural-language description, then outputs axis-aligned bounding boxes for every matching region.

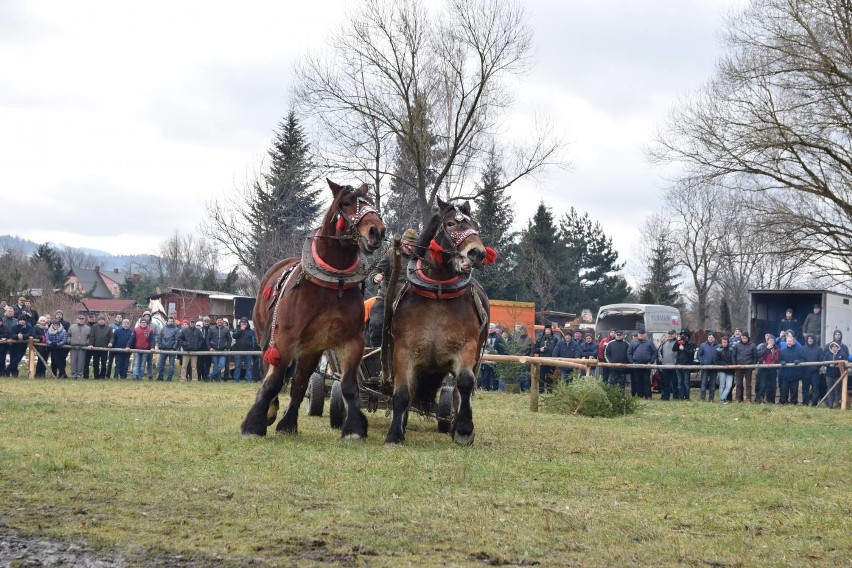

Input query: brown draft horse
[241,180,385,438]
[384,197,492,445]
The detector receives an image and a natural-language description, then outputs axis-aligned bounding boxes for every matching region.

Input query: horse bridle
[334,186,382,246]
[433,205,481,261]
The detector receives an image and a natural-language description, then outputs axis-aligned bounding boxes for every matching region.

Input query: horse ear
[327,179,342,197]
[461,201,471,215]
[356,183,369,197]
[437,196,448,211]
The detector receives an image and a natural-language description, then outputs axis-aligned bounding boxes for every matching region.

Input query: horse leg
[339,342,368,441]
[452,368,476,446]
[385,354,415,445]
[241,353,294,437]
[276,353,321,434]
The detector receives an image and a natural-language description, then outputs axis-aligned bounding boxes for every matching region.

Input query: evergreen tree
[638,242,682,308]
[31,243,66,288]
[473,149,517,299]
[514,203,564,309]
[556,208,630,313]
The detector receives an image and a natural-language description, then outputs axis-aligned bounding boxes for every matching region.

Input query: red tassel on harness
[483,247,498,266]
[263,346,281,366]
[428,239,444,264]
[262,286,272,300]
[336,214,346,232]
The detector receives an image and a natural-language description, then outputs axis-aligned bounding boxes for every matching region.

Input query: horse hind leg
[451,369,476,446]
[384,383,410,445]
[241,361,291,437]
[276,353,320,435]
[339,344,368,441]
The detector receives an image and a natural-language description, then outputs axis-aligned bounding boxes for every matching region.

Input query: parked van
[594,304,682,345]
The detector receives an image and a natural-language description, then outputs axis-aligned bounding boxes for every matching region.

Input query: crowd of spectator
[0,297,261,382]
[479,306,849,408]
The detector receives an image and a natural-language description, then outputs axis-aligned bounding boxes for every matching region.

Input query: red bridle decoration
[483,247,497,266]
[336,214,346,232]
[428,239,444,264]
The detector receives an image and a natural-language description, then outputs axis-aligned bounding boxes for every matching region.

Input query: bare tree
[652,0,852,283]
[295,0,562,226]
[59,246,99,271]
[151,232,220,290]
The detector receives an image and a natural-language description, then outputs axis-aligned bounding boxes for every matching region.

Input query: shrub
[542,375,640,418]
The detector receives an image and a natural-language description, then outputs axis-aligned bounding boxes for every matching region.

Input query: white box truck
[594,304,682,345]
[749,289,852,345]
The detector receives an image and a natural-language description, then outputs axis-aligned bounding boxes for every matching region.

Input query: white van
[594,304,682,345]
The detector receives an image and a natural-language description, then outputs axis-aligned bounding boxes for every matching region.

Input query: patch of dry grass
[0,379,850,566]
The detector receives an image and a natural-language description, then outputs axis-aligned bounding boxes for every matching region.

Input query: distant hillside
[0,234,152,271]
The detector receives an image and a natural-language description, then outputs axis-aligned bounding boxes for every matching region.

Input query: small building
[148,288,256,325]
[73,298,139,319]
[64,267,130,299]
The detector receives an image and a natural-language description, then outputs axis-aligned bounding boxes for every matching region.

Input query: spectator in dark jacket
[696,332,719,402]
[7,316,32,377]
[232,317,257,383]
[604,330,629,388]
[778,335,804,404]
[178,319,206,381]
[716,336,734,403]
[627,329,656,399]
[207,317,232,382]
[755,337,780,403]
[673,331,696,401]
[824,341,845,408]
[733,332,757,402]
[0,308,14,376]
[801,334,823,406]
[534,326,559,392]
[32,317,49,378]
[90,314,114,379]
[112,319,134,379]
[156,316,181,381]
[801,305,822,344]
[45,321,69,378]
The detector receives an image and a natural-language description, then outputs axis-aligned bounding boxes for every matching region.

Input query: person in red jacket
[597,329,616,382]
[129,319,155,380]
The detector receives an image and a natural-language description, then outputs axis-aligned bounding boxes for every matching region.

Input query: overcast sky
[1,0,740,277]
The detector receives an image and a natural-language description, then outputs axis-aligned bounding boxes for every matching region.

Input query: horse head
[416,197,488,275]
[326,179,386,253]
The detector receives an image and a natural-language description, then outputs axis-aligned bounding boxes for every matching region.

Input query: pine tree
[556,208,630,313]
[513,203,564,309]
[639,242,682,308]
[473,149,517,299]
[31,243,66,288]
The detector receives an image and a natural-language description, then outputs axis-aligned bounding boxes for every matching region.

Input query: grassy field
[0,379,850,567]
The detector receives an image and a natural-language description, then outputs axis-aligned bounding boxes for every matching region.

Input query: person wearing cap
[801,304,822,344]
[732,331,757,402]
[673,331,696,400]
[603,330,629,388]
[54,309,70,331]
[779,308,799,340]
[656,330,679,401]
[627,328,656,399]
[800,334,823,406]
[232,317,257,383]
[367,228,418,348]
[534,324,559,392]
[156,315,181,381]
[45,320,69,378]
[89,314,114,379]
[67,314,92,379]
[178,318,206,380]
[105,313,124,378]
[6,315,33,377]
[197,316,212,380]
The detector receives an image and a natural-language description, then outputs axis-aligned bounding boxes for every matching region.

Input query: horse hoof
[342,432,367,442]
[453,430,475,446]
[241,432,263,439]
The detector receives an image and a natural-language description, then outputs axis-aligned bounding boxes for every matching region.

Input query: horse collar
[301,231,370,294]
[406,258,472,300]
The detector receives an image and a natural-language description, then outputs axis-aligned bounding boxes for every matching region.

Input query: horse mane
[413,207,446,260]
[320,186,350,234]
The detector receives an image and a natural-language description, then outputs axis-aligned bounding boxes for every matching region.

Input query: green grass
[0,379,850,566]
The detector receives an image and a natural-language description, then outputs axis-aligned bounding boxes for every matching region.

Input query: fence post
[27,338,35,379]
[530,363,539,412]
[841,363,848,410]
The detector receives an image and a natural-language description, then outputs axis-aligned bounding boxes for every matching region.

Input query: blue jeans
[700,371,717,401]
[209,353,227,381]
[234,355,253,381]
[676,369,691,400]
[114,353,129,379]
[719,372,733,401]
[660,369,677,400]
[133,352,150,379]
[157,352,176,380]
